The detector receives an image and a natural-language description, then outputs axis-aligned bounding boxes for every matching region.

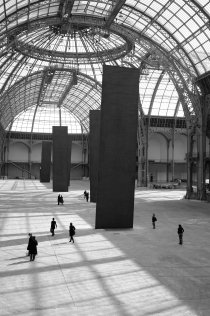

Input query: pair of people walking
[84,190,89,202]
[152,214,185,245]
[50,217,76,243]
[27,233,38,261]
[57,194,64,205]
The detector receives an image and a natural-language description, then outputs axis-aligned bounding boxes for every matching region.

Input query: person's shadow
[8,260,30,265]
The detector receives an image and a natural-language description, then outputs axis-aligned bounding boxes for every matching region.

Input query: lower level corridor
[0,180,210,316]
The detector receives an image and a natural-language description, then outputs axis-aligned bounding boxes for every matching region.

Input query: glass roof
[11,106,82,133]
[0,0,209,133]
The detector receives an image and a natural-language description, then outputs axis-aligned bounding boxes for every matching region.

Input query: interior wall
[5,139,84,179]
[4,134,210,181]
[71,142,83,162]
[148,133,186,182]
[169,134,187,161]
[31,143,42,162]
[148,134,167,162]
[8,141,29,162]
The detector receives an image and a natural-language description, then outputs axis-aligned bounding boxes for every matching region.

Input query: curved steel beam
[0,68,102,130]
[105,0,126,28]
[0,54,27,95]
[1,68,101,97]
[3,15,133,58]
[1,13,197,77]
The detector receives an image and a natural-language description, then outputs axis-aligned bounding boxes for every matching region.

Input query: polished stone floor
[0,180,210,316]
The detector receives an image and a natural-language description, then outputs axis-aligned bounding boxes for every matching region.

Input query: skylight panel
[167,15,183,29]
[204,3,210,14]
[196,0,209,5]
[139,0,153,9]
[48,6,58,14]
[176,104,184,117]
[151,108,159,116]
[149,1,162,13]
[188,37,201,50]
[0,8,5,20]
[178,25,192,39]
[17,0,28,7]
[196,31,210,47]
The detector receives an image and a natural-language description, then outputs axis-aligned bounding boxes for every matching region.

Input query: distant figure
[150,174,153,182]
[85,191,89,202]
[69,222,76,243]
[27,233,33,256]
[51,218,57,236]
[60,195,64,205]
[84,190,87,199]
[57,194,61,205]
[152,214,157,229]
[177,224,184,245]
[28,236,38,261]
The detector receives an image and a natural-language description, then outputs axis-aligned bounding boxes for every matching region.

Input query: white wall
[71,143,83,163]
[31,143,42,162]
[8,141,29,162]
[148,134,167,161]
[5,134,210,181]
[169,134,187,161]
[7,140,83,163]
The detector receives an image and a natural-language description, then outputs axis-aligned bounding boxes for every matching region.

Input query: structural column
[171,128,175,181]
[166,139,170,182]
[196,125,206,200]
[186,127,194,198]
[95,65,139,229]
[137,118,147,187]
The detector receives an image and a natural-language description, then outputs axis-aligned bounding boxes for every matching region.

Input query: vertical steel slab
[40,141,51,182]
[95,65,139,228]
[67,135,72,186]
[52,126,69,192]
[89,110,101,202]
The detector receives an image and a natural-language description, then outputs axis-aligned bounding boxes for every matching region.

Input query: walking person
[84,190,87,200]
[152,214,157,229]
[50,218,57,236]
[57,194,61,205]
[28,236,38,261]
[27,233,33,256]
[60,195,64,205]
[177,224,184,245]
[69,222,76,243]
[85,191,89,202]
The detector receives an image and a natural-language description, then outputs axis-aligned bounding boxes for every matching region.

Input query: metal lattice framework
[0,0,210,135]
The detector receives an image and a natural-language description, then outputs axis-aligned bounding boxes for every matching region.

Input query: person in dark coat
[85,191,89,202]
[60,195,64,205]
[57,194,61,205]
[84,190,87,199]
[69,222,76,243]
[51,218,57,236]
[29,236,38,261]
[177,224,184,245]
[152,214,157,229]
[27,233,33,256]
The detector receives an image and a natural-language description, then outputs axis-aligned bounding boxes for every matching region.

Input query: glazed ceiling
[0,0,209,133]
